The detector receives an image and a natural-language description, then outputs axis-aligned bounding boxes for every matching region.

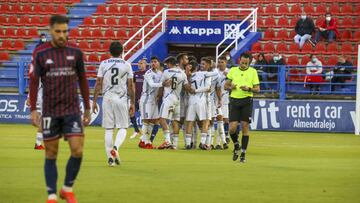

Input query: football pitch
[0,124,359,203]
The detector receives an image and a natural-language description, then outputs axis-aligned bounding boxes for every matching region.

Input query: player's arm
[76,51,91,126]
[92,77,103,113]
[29,54,40,127]
[127,64,135,115]
[216,86,222,107]
[224,79,236,90]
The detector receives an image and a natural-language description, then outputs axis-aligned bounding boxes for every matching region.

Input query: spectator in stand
[294,12,315,49]
[305,54,323,94]
[251,53,269,89]
[331,55,353,91]
[36,33,47,48]
[309,12,339,47]
[267,53,285,81]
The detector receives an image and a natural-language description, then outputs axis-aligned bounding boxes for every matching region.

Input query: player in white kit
[185,59,212,149]
[157,56,190,150]
[92,42,135,166]
[139,56,170,149]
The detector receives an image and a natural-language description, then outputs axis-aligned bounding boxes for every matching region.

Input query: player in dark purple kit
[29,15,91,203]
[129,58,147,139]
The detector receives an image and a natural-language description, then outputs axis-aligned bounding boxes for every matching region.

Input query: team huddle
[92,47,234,166]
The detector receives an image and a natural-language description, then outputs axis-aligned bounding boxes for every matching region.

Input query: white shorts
[159,96,180,121]
[209,100,222,118]
[102,95,129,129]
[180,97,187,118]
[140,96,159,120]
[186,100,208,121]
[221,103,229,119]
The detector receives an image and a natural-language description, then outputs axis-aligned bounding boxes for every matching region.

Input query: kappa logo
[169,26,181,35]
[66,55,75,60]
[45,59,54,65]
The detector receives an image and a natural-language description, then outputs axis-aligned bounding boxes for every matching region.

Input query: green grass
[0,124,360,203]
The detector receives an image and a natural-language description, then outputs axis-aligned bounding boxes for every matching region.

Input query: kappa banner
[0,94,356,132]
[166,20,249,44]
[251,100,355,132]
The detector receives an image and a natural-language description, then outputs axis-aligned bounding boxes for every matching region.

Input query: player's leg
[102,97,117,163]
[185,103,196,149]
[229,99,242,161]
[238,98,253,163]
[35,126,45,150]
[130,100,141,138]
[104,128,115,166]
[171,120,180,149]
[149,119,160,143]
[199,119,209,150]
[157,100,173,149]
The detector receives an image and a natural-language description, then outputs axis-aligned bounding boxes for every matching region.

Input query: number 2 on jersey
[171,76,177,90]
[111,68,119,85]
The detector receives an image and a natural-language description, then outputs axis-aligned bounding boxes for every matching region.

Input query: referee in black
[224,52,260,163]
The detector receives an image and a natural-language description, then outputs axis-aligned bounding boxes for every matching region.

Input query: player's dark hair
[188,55,197,62]
[240,52,252,60]
[164,56,177,65]
[218,56,227,61]
[189,60,198,72]
[109,41,123,57]
[50,15,69,26]
[201,57,211,65]
[176,53,187,63]
[151,56,160,62]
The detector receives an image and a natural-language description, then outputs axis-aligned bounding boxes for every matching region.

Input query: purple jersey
[133,69,146,102]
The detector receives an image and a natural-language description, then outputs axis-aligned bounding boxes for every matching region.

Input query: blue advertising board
[0,94,355,133]
[166,20,249,44]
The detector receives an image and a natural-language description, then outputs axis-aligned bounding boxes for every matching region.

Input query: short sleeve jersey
[227,66,259,99]
[142,69,162,102]
[161,67,188,100]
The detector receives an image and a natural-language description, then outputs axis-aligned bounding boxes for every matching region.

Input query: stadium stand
[0,0,358,97]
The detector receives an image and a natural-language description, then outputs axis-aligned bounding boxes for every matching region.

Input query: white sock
[35,132,43,145]
[164,130,171,143]
[192,125,198,146]
[172,134,179,147]
[200,133,207,144]
[218,121,226,144]
[62,185,73,192]
[147,123,154,139]
[114,128,127,150]
[48,194,57,200]
[210,125,215,145]
[216,133,221,145]
[185,134,192,146]
[105,129,113,158]
[141,123,149,142]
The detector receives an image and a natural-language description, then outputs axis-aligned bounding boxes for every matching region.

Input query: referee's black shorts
[229,97,253,123]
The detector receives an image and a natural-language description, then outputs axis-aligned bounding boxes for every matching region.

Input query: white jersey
[218,69,230,105]
[97,57,133,98]
[207,70,221,104]
[141,68,162,103]
[188,71,211,105]
[161,67,188,100]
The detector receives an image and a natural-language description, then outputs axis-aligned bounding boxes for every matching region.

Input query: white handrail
[215,8,258,67]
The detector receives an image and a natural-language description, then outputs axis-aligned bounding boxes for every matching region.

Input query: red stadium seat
[327,56,338,66]
[315,17,325,27]
[119,5,130,15]
[342,43,353,55]
[351,31,360,42]
[104,29,116,40]
[277,30,289,41]
[143,5,154,15]
[0,40,12,50]
[340,17,353,29]
[263,42,275,52]
[33,4,45,14]
[316,4,327,15]
[95,16,106,26]
[287,55,300,65]
[303,5,315,15]
[81,29,92,38]
[78,41,91,52]
[341,4,353,15]
[0,16,6,26]
[11,40,25,51]
[329,4,340,15]
[69,29,80,39]
[142,17,153,26]
[276,18,290,28]
[263,29,275,40]
[116,29,128,39]
[95,5,107,15]
[339,30,352,42]
[288,43,301,54]
[0,52,10,61]
[131,5,142,15]
[5,28,16,38]
[128,30,141,40]
[28,28,39,38]
[289,17,298,28]
[106,18,118,27]
[87,53,99,62]
[100,53,111,61]
[278,4,290,15]
[302,43,313,53]
[83,17,94,27]
[130,17,141,27]
[0,28,4,38]
[264,17,276,28]
[16,28,27,39]
[291,4,302,15]
[314,42,326,54]
[0,4,10,13]
[326,43,339,54]
[102,41,112,52]
[90,40,102,52]
[31,16,42,26]
[22,4,33,14]
[42,16,50,26]
[108,4,119,14]
[301,55,310,65]
[354,18,360,29]
[355,5,360,14]
[264,4,276,15]
[44,4,56,14]
[12,4,22,14]
[276,42,288,53]
[19,16,31,26]
[6,16,18,26]
[92,29,104,39]
[251,42,261,53]
[118,18,129,27]
[56,5,67,14]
